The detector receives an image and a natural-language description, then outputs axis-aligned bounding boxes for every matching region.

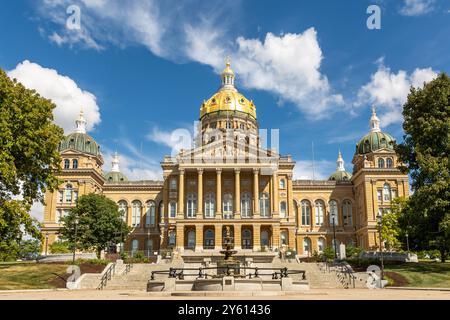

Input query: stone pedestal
[222,276,235,291]
[339,244,346,260]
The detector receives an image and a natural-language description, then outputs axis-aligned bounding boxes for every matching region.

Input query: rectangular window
[170,178,177,190]
[391,189,397,199]
[170,202,177,218]
[377,190,382,202]
[58,191,63,203]
[73,191,78,202]
[65,189,72,203]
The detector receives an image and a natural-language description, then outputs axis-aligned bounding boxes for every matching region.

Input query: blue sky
[1,0,449,186]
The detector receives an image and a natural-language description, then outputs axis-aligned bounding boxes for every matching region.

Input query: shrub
[345,245,363,259]
[49,240,71,254]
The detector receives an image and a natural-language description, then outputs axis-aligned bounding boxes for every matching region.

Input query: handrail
[149,266,306,281]
[124,263,132,275]
[97,263,116,290]
[332,262,356,289]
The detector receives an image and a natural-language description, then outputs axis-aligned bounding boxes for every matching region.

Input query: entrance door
[242,229,252,249]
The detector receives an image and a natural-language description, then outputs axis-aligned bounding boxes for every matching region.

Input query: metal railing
[334,262,357,289]
[97,263,116,290]
[124,263,133,275]
[150,266,306,281]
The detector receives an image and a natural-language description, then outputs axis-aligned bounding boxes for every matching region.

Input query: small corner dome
[104,171,128,183]
[328,170,352,182]
[59,132,101,156]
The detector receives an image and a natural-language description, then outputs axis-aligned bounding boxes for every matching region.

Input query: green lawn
[0,263,68,290]
[384,261,450,288]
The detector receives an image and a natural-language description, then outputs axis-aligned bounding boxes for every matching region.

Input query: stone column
[234,224,242,250]
[272,171,279,218]
[287,174,294,221]
[253,223,261,251]
[162,174,169,224]
[176,225,184,252]
[234,169,241,219]
[177,169,184,219]
[272,224,280,249]
[216,169,222,219]
[195,224,203,252]
[215,224,222,250]
[127,205,132,227]
[253,169,260,218]
[288,228,296,249]
[197,169,203,219]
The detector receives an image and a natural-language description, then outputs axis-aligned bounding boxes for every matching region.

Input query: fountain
[216,226,241,276]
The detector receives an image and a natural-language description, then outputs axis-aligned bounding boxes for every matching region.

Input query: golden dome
[200,58,257,120]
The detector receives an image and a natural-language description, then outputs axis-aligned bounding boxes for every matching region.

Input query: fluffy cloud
[37,1,342,119]
[399,0,436,16]
[147,127,194,157]
[7,60,101,133]
[293,159,336,180]
[357,62,437,126]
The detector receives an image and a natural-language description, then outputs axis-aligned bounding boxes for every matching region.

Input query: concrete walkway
[1,288,449,300]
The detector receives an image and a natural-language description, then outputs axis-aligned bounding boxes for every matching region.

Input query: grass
[0,263,68,290]
[384,261,450,288]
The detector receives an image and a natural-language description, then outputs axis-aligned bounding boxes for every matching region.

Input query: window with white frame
[131,239,139,255]
[383,183,391,201]
[317,238,325,253]
[301,200,311,225]
[241,192,252,218]
[132,201,141,227]
[73,191,78,203]
[204,193,215,218]
[378,158,385,168]
[377,189,382,202]
[169,201,177,218]
[64,159,70,169]
[329,200,338,225]
[146,201,156,226]
[223,193,233,218]
[65,184,73,202]
[260,193,270,217]
[279,201,287,218]
[170,178,177,190]
[279,179,286,189]
[118,201,127,222]
[186,194,196,218]
[303,238,311,255]
[314,200,325,226]
[58,190,63,203]
[343,200,353,226]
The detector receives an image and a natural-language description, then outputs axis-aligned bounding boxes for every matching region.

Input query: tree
[396,73,450,262]
[380,197,406,251]
[59,193,131,258]
[0,68,64,251]
[18,239,41,260]
[49,240,71,254]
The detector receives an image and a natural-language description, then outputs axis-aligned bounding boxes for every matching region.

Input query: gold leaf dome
[200,58,257,120]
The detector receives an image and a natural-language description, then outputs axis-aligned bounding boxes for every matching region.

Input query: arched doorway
[186,229,196,250]
[204,228,215,249]
[303,238,311,256]
[242,228,253,249]
[261,230,270,248]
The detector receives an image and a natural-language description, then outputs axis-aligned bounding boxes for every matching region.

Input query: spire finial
[336,149,345,172]
[369,105,381,133]
[221,55,235,89]
[75,108,87,134]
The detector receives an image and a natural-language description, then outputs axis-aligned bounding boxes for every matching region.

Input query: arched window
[204,229,215,248]
[146,239,153,256]
[261,230,269,247]
[169,201,177,218]
[343,200,353,226]
[131,201,141,227]
[65,184,73,203]
[64,159,70,169]
[279,201,287,218]
[386,158,393,168]
[279,179,286,189]
[383,183,391,201]
[318,238,325,253]
[378,158,385,168]
[131,239,139,256]
[168,230,176,246]
[186,194,196,218]
[260,193,270,217]
[301,200,311,225]
[241,192,252,218]
[223,193,233,218]
[187,230,196,249]
[118,201,128,222]
[145,201,156,226]
[72,159,78,169]
[314,200,325,226]
[242,229,252,249]
[303,238,311,255]
[329,200,338,225]
[204,193,215,218]
[226,121,232,129]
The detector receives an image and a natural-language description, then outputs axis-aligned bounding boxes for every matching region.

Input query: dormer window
[64,159,70,169]
[72,159,78,169]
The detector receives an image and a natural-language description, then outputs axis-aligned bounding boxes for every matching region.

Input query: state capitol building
[42,60,409,257]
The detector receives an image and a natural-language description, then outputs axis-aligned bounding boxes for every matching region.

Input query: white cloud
[36,1,343,120]
[400,0,436,16]
[356,63,437,126]
[293,159,335,180]
[30,202,44,222]
[7,60,101,133]
[146,127,194,156]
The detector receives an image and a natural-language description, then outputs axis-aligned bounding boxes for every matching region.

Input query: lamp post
[377,213,384,280]
[405,230,410,253]
[72,216,79,265]
[330,211,338,260]
[45,233,49,256]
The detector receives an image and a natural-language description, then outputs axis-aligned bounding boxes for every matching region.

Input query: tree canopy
[0,68,64,255]
[396,73,450,262]
[59,193,131,258]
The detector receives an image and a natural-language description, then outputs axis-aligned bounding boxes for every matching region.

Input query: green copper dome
[104,171,128,183]
[356,131,395,155]
[329,170,352,182]
[59,132,101,156]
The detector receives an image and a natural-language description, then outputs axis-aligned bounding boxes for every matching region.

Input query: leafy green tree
[396,73,450,262]
[18,239,41,260]
[0,69,64,251]
[49,240,71,254]
[59,194,131,258]
[379,197,405,251]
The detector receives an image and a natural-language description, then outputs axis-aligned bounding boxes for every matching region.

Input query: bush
[0,241,20,262]
[49,240,71,254]
[345,245,363,259]
[72,258,110,266]
[321,247,336,261]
